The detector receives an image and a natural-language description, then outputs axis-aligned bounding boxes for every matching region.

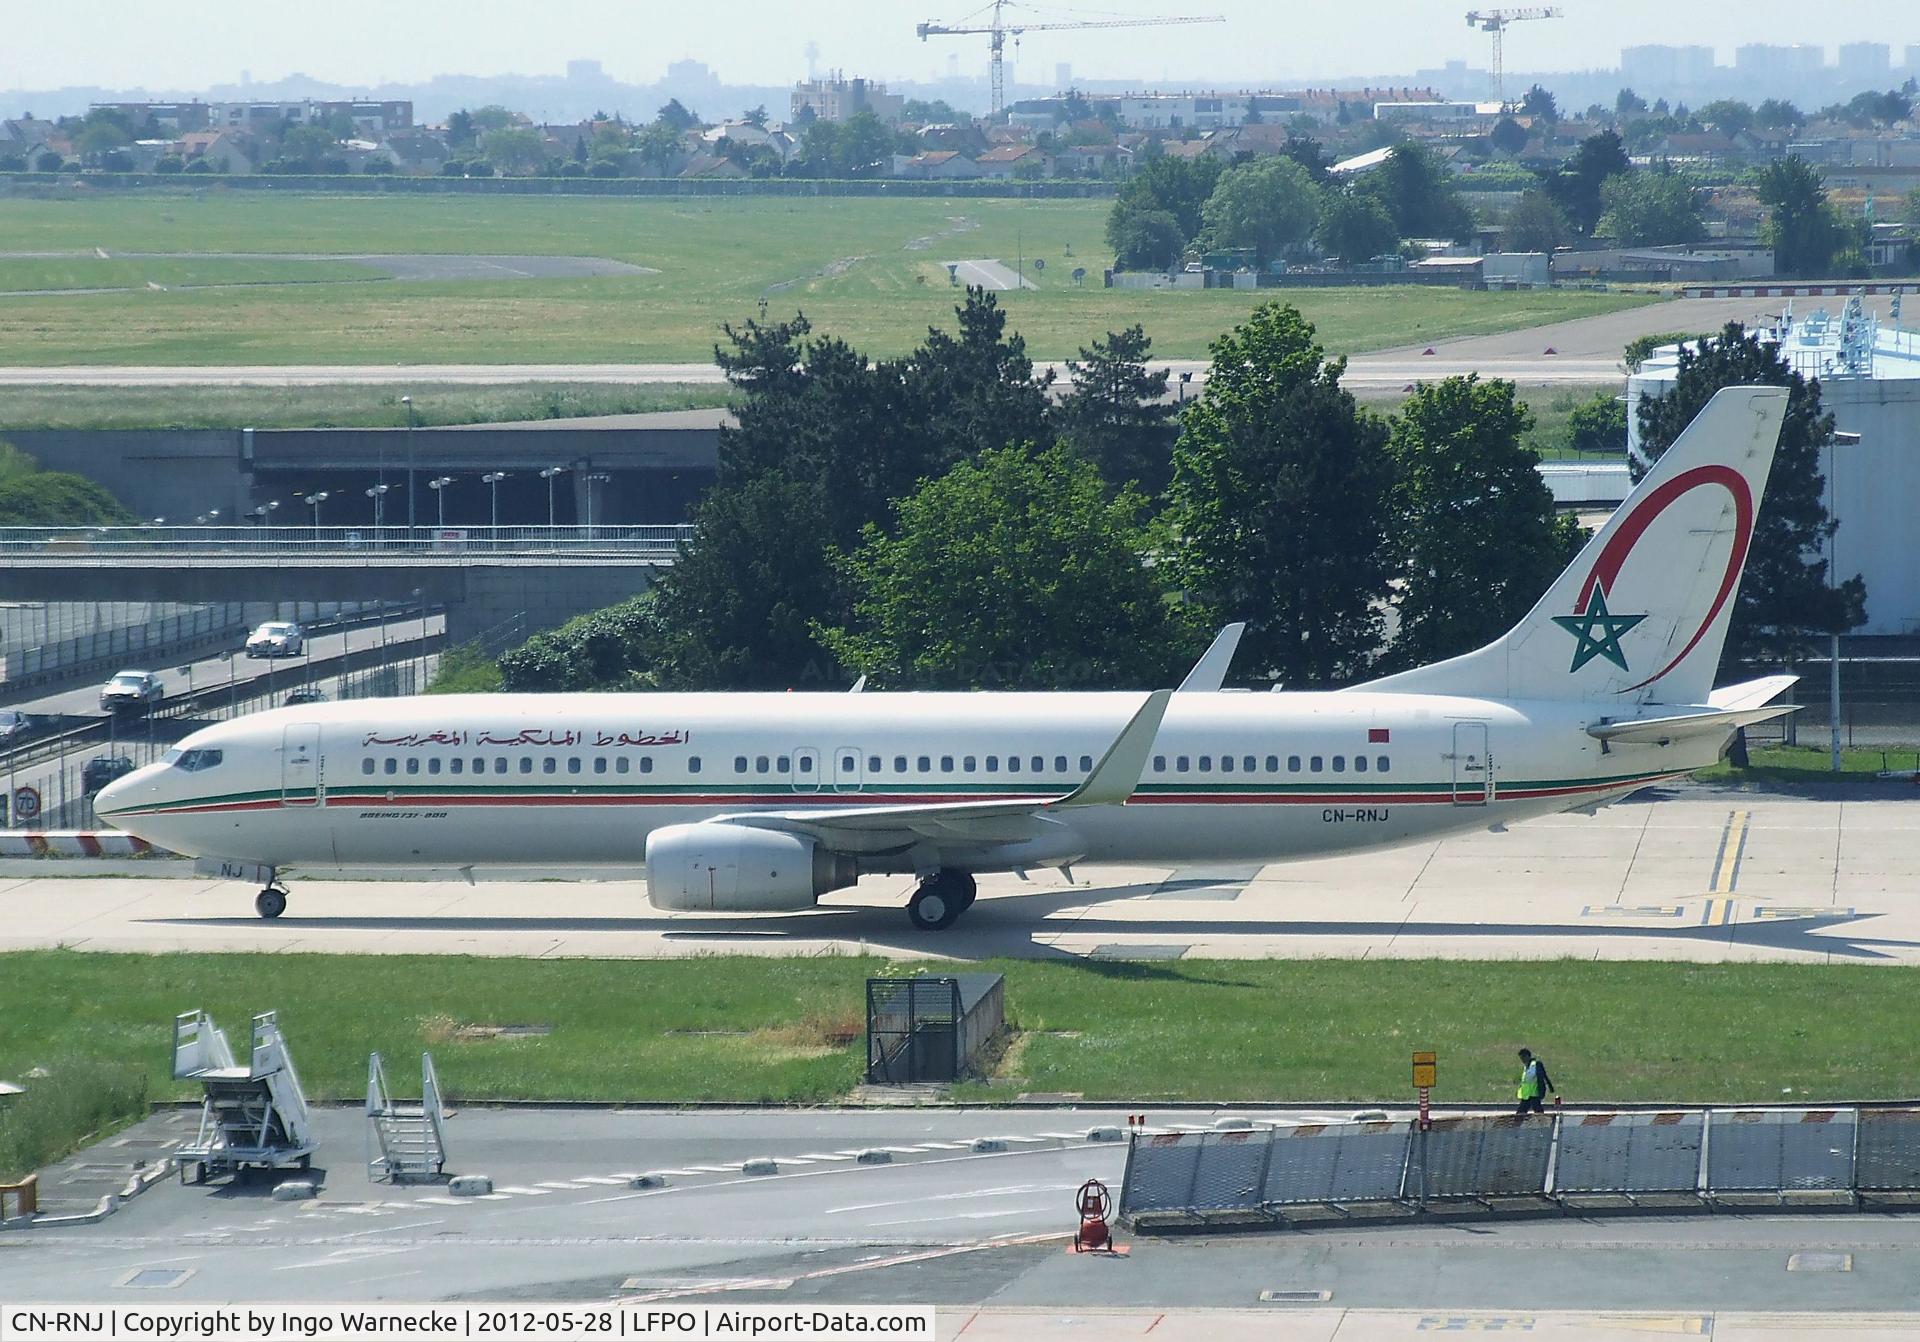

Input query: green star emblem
[1552,582,1648,673]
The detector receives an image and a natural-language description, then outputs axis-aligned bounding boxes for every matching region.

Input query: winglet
[1177,623,1245,692]
[1054,689,1172,809]
[849,675,867,693]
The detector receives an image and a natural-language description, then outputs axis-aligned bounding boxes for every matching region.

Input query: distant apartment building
[1733,43,1825,81]
[89,101,213,132]
[790,74,904,124]
[102,99,414,134]
[1619,44,1716,91]
[1836,42,1891,81]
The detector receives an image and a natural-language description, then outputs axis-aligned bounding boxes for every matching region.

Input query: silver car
[245,621,306,658]
[100,669,164,712]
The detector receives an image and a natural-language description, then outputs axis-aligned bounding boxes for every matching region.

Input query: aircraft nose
[94,764,157,824]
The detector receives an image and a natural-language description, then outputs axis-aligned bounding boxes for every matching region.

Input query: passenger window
[1355,755,1368,773]
[1221,755,1234,773]
[406,758,420,775]
[493,758,507,775]
[963,755,976,771]
[734,756,748,774]
[985,755,998,773]
[841,754,856,772]
[567,757,582,775]
[1310,756,1323,772]
[383,758,397,776]
[867,755,881,773]
[542,757,557,775]
[616,757,631,774]
[1334,756,1346,773]
[688,757,702,773]
[777,755,790,772]
[450,758,464,776]
[428,758,441,775]
[1378,755,1390,772]
[520,757,533,774]
[797,756,813,774]
[1266,755,1279,772]
[473,757,485,774]
[1289,756,1302,773]
[1199,755,1213,773]
[1176,755,1190,772]
[756,756,770,774]
[1056,755,1069,773]
[1154,755,1166,772]
[894,755,907,773]
[1030,755,1043,772]
[594,758,607,775]
[1244,755,1256,773]
[918,755,931,772]
[640,757,652,773]
[1006,754,1021,773]
[940,756,954,773]
[362,759,374,776]
[1080,755,1092,772]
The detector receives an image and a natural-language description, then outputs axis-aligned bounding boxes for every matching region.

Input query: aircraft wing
[705,689,1172,851]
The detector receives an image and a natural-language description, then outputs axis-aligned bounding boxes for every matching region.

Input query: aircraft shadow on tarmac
[145,879,1916,961]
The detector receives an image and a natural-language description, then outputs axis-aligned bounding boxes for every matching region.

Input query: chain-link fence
[1120,1105,1920,1225]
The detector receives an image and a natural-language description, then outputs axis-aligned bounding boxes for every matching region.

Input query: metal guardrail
[1120,1106,1920,1225]
[0,525,695,560]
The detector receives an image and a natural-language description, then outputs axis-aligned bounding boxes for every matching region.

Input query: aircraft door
[791,747,822,793]
[281,723,321,807]
[1450,721,1490,806]
[832,746,863,793]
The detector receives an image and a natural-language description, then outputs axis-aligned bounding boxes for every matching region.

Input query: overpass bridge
[0,526,692,642]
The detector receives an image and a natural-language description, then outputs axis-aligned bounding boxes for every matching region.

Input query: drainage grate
[1787,1252,1853,1273]
[1260,1290,1332,1303]
[1089,943,1190,961]
[118,1268,194,1289]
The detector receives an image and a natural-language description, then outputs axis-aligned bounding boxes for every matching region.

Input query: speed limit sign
[13,785,41,823]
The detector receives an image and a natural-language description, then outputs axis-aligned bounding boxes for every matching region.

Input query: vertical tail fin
[1360,385,1788,705]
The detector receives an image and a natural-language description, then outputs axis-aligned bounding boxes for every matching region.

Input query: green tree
[1595,166,1705,245]
[904,287,1055,468]
[1753,98,1803,131]
[1315,188,1399,265]
[1635,323,1865,666]
[1105,154,1224,256]
[469,105,517,133]
[742,104,769,127]
[1545,129,1630,235]
[278,124,337,171]
[1386,376,1581,668]
[634,121,682,174]
[499,593,665,691]
[325,109,358,139]
[1488,116,1530,155]
[821,444,1180,689]
[0,460,134,526]
[1697,99,1754,135]
[483,126,548,176]
[1109,208,1184,269]
[1055,325,1178,498]
[73,120,131,161]
[1615,88,1648,118]
[1355,142,1472,243]
[1565,390,1626,453]
[1163,304,1395,686]
[1757,156,1845,277]
[655,99,698,132]
[1198,155,1319,264]
[1502,188,1568,253]
[1520,85,1559,123]
[445,109,477,150]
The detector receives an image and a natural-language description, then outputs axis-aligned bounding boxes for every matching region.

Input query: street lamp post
[429,476,454,529]
[306,490,330,532]
[365,483,391,536]
[482,471,509,535]
[539,465,569,533]
[584,472,611,534]
[402,394,417,534]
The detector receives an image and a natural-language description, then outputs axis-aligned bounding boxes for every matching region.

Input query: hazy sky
[8,0,1915,91]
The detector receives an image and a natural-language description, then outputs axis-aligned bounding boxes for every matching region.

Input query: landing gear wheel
[907,871,971,931]
[954,872,978,912]
[255,886,288,920]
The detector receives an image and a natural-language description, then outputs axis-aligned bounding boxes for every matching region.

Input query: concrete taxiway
[10,1106,1920,1327]
[1,787,1914,962]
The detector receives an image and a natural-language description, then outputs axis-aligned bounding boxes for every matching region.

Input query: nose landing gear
[906,870,977,931]
[255,884,288,920]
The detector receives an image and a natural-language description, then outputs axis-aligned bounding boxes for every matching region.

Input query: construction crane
[917,2,1226,116]
[1464,7,1561,105]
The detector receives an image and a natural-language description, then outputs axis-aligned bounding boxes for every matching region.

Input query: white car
[100,670,164,712]
[245,622,305,658]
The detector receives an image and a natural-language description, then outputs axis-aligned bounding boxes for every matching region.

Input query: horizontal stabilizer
[1588,702,1799,746]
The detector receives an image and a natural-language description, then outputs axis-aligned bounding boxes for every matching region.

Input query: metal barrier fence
[0,525,695,558]
[865,975,1005,1084]
[1119,1106,1920,1223]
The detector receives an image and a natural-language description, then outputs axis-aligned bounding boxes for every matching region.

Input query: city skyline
[4,0,1915,97]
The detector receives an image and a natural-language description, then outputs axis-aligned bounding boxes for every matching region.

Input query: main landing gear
[255,884,289,920]
[907,870,976,931]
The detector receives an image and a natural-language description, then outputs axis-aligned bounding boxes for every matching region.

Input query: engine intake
[644,822,858,912]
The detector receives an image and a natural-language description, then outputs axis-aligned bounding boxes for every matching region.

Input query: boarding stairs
[367,1052,449,1181]
[172,1009,316,1182]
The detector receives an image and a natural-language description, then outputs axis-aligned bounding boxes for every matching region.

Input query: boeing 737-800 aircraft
[98,386,1797,930]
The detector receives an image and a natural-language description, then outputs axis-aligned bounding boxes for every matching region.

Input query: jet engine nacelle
[644,822,858,912]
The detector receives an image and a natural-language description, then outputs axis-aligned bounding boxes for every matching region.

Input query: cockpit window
[174,749,224,772]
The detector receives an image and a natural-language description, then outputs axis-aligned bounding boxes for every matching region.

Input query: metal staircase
[366,1052,448,1181]
[172,1009,316,1183]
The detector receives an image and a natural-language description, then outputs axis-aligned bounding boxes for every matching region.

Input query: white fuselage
[96,689,1710,879]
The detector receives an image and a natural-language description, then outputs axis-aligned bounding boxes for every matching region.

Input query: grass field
[4,951,1916,1126]
[0,382,733,430]
[1696,745,1920,783]
[0,194,1658,364]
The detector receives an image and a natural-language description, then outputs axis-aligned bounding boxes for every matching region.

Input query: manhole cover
[117,1268,194,1289]
[1260,1290,1332,1303]
[1787,1252,1853,1273]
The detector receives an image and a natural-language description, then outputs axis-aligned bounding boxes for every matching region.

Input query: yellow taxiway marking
[1709,809,1750,894]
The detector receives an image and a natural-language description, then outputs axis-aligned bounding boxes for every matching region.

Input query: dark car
[83,754,136,795]
[284,687,328,706]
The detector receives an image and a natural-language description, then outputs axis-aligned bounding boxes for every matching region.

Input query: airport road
[11,1106,1920,1325]
[4,788,1916,961]
[0,296,1840,394]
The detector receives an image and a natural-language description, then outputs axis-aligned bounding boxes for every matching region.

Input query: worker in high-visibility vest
[1515,1047,1556,1116]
